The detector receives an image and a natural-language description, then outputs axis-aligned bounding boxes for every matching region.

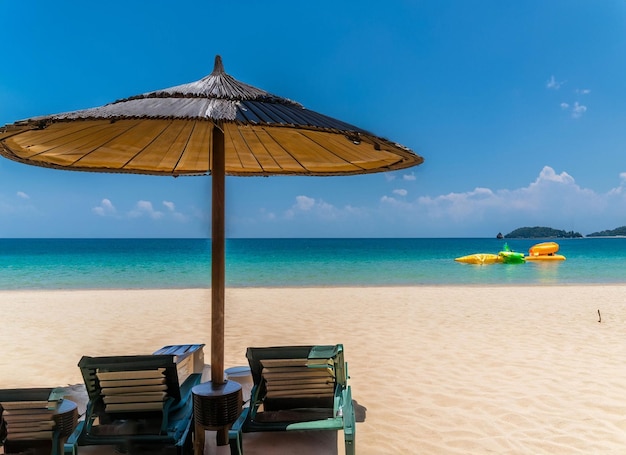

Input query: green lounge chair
[228,344,355,455]
[67,344,203,455]
[0,387,77,455]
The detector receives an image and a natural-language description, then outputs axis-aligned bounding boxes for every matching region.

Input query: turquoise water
[0,238,625,289]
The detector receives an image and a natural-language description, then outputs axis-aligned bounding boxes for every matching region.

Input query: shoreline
[3,286,626,454]
[3,281,626,293]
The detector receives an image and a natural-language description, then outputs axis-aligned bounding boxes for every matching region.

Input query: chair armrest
[159,373,201,433]
[63,420,84,455]
[342,385,355,440]
[228,407,249,455]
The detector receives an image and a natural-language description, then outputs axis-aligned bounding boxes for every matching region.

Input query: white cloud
[236,166,626,237]
[571,102,587,119]
[532,166,575,185]
[549,76,590,118]
[403,173,416,181]
[294,195,315,211]
[376,165,624,236]
[393,189,408,196]
[162,200,189,221]
[546,75,565,90]
[560,101,587,118]
[284,195,339,220]
[130,200,164,219]
[92,198,116,216]
[92,198,191,222]
[0,193,38,216]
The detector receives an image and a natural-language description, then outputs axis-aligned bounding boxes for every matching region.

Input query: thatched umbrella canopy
[0,55,424,384]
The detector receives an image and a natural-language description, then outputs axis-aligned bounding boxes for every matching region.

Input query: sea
[0,238,625,290]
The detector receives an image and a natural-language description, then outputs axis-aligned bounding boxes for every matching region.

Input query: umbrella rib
[243,128,281,172]
[11,122,102,161]
[170,122,193,174]
[171,120,208,175]
[244,101,315,128]
[261,128,314,173]
[14,121,132,166]
[241,101,366,136]
[114,120,172,170]
[234,101,263,124]
[226,127,250,171]
[265,103,332,129]
[241,101,290,125]
[297,108,363,132]
[261,103,310,126]
[300,130,367,171]
[69,121,154,168]
[259,103,306,126]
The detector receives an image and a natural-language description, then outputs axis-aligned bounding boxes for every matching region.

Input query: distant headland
[585,226,626,237]
[496,226,626,238]
[500,227,582,238]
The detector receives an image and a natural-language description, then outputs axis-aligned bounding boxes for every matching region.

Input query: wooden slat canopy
[0,56,422,176]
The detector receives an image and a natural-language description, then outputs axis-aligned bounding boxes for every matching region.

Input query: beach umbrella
[0,55,423,386]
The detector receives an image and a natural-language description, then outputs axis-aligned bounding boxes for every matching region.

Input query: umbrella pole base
[192,380,243,452]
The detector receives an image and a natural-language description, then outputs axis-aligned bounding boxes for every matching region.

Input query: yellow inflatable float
[525,242,566,261]
[454,253,502,265]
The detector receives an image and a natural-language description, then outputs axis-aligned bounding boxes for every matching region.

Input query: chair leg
[216,427,229,446]
[345,438,355,455]
[228,429,243,455]
[180,424,194,455]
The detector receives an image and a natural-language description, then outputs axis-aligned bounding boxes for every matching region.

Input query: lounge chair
[0,387,78,455]
[228,344,355,455]
[67,344,204,455]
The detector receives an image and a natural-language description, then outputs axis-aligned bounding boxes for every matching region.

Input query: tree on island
[504,226,583,238]
[587,226,626,237]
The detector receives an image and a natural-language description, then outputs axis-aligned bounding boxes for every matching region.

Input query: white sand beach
[2,286,626,454]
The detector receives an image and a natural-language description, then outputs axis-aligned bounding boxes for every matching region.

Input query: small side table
[54,399,79,438]
[192,380,242,454]
[54,399,79,454]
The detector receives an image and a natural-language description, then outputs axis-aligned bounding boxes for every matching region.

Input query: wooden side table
[192,381,242,455]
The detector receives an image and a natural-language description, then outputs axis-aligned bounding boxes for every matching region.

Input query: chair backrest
[152,344,205,386]
[246,345,343,412]
[0,388,63,449]
[78,354,182,418]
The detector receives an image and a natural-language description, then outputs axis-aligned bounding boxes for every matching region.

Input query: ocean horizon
[0,237,625,290]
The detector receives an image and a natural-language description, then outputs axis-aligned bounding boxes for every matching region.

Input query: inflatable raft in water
[525,241,566,261]
[454,253,502,265]
[498,250,525,264]
[498,243,525,264]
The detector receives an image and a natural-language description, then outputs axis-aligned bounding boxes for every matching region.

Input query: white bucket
[225,366,253,406]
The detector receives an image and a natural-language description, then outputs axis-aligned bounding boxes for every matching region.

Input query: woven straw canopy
[0,56,423,176]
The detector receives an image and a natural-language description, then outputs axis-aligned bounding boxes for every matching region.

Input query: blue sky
[1,0,626,238]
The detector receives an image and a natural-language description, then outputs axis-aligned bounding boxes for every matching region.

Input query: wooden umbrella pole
[211,122,225,385]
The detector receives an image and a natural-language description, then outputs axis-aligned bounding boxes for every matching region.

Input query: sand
[2,286,626,454]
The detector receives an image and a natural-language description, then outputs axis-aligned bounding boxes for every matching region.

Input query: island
[503,226,583,238]
[587,226,626,237]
